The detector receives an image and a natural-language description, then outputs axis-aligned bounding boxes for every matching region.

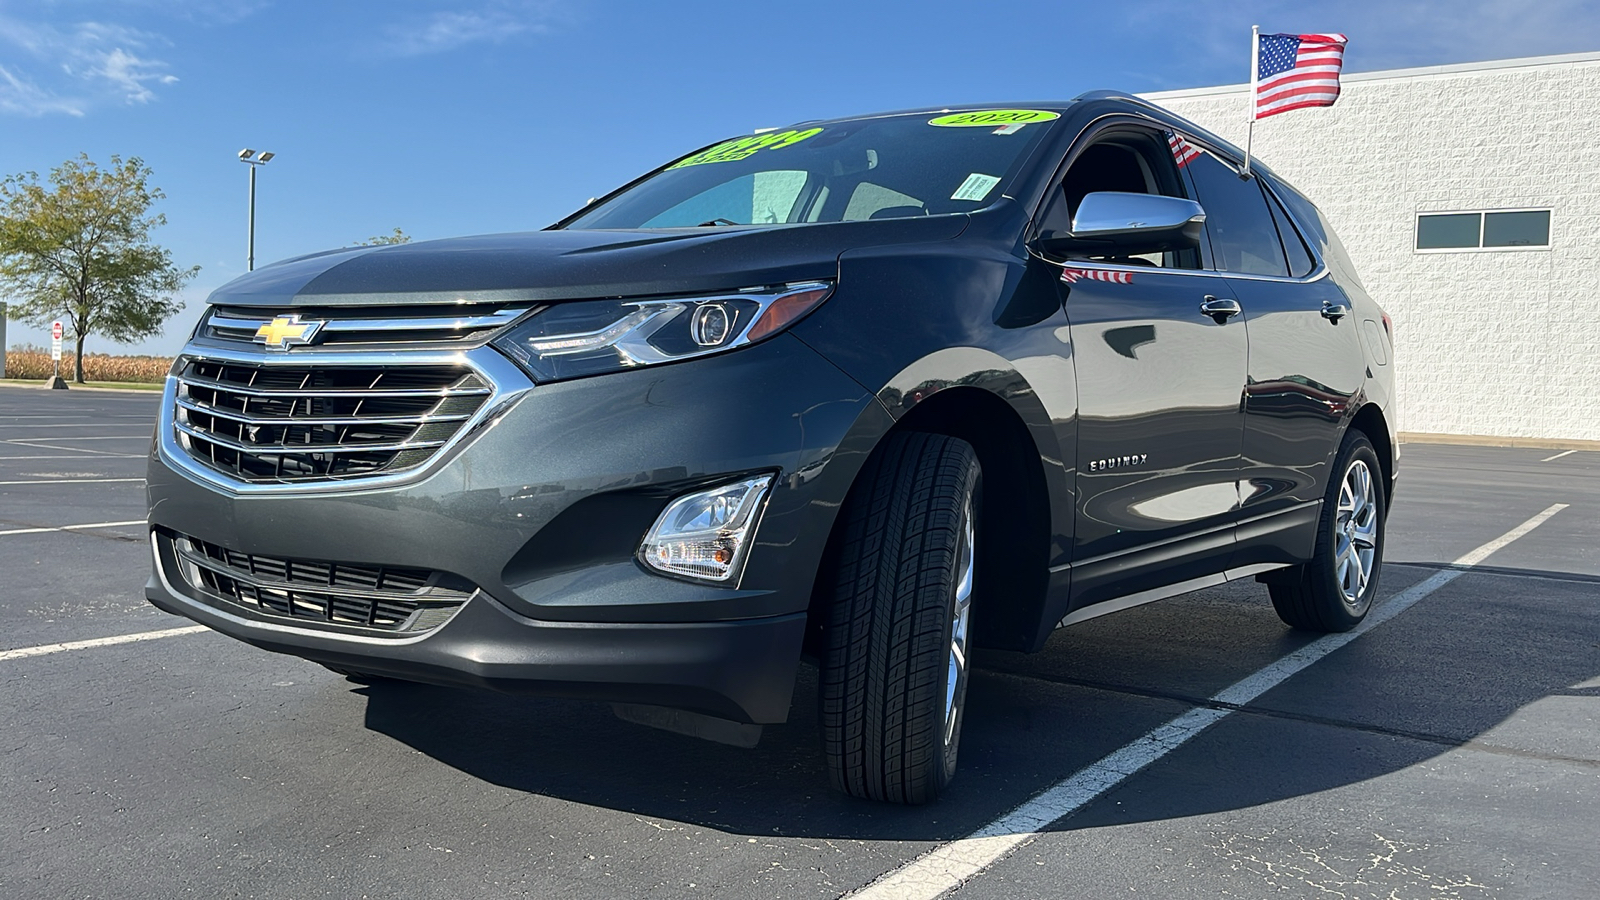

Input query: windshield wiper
[696,218,741,227]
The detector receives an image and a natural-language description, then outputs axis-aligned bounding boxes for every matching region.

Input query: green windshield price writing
[928,109,1060,127]
[669,128,825,168]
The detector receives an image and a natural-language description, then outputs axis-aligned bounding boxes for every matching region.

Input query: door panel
[1228,273,1363,565]
[1064,266,1247,607]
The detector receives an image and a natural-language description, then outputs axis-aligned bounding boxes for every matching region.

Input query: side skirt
[1050,499,1319,630]
[1054,561,1291,628]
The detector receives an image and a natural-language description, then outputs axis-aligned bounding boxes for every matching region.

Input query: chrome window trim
[1048,257,1330,286]
[157,343,532,496]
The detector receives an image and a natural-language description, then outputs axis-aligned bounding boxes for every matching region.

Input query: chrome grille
[167,531,473,635]
[173,359,491,482]
[205,304,531,347]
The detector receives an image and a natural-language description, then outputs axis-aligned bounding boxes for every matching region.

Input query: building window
[1416,209,1551,252]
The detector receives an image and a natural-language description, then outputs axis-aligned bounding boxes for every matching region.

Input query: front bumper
[145,333,889,724]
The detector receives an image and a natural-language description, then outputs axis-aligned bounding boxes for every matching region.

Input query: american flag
[1254,33,1347,120]
[1167,131,1201,168]
[1060,267,1134,285]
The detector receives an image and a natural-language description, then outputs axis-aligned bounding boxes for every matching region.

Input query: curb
[0,381,163,395]
[1399,432,1600,451]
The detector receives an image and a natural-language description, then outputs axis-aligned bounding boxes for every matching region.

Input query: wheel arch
[805,351,1068,655]
[1347,401,1396,503]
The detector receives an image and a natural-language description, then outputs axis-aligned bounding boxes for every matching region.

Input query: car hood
[207,216,970,307]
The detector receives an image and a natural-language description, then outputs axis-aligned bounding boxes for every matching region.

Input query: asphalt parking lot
[2,385,1596,899]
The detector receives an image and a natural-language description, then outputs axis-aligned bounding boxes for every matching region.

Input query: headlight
[490,281,833,382]
[639,475,773,583]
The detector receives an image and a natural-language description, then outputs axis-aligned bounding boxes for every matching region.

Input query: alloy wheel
[944,495,975,746]
[1334,458,1379,608]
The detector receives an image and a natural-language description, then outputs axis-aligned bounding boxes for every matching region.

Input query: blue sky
[4,0,1599,355]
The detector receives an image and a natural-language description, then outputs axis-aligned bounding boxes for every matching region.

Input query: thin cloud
[90,47,180,104]
[0,63,85,116]
[378,1,566,57]
[0,11,180,114]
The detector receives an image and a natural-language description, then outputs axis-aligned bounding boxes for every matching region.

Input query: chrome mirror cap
[1070,191,1206,241]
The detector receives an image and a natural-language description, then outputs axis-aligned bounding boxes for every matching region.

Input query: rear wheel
[1268,430,1385,632]
[819,432,979,804]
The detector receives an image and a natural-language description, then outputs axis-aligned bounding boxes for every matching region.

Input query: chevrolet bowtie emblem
[253,314,324,350]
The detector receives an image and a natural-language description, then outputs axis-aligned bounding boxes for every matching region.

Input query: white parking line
[1541,449,1577,462]
[844,502,1569,900]
[3,435,152,440]
[5,441,144,456]
[0,454,145,460]
[0,626,209,663]
[0,519,145,536]
[0,477,144,485]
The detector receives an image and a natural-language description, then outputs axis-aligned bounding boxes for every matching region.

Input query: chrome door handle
[1199,296,1241,323]
[1320,300,1351,321]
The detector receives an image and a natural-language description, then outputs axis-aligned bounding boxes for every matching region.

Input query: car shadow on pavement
[358,568,1599,841]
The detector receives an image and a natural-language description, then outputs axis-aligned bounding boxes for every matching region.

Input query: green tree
[358,227,411,246]
[0,154,197,383]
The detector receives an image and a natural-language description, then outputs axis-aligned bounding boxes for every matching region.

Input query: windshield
[560,110,1060,230]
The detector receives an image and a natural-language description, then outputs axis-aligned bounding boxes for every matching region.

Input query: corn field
[4,345,171,383]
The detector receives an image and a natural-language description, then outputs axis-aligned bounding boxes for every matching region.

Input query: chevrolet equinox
[146,95,1397,804]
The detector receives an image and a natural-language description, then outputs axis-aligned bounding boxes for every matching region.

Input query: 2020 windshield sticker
[928,109,1060,127]
[952,173,1001,202]
[668,128,824,168]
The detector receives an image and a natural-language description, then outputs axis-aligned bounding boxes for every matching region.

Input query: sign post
[46,320,68,390]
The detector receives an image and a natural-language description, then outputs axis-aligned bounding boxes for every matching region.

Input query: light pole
[237,149,276,271]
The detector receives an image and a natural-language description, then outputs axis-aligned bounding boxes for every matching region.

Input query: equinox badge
[253,314,324,350]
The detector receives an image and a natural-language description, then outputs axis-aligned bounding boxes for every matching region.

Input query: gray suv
[146,95,1397,804]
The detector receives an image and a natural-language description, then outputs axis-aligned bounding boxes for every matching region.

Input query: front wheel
[1268,430,1386,632]
[819,432,979,804]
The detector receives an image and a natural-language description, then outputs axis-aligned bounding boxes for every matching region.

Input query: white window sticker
[991,123,1028,135]
[951,173,1001,202]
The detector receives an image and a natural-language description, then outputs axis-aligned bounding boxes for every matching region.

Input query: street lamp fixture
[237,148,276,271]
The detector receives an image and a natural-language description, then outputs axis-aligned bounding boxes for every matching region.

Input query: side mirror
[1034,192,1206,258]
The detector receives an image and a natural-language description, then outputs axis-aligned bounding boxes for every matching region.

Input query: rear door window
[1186,153,1290,277]
[1265,190,1316,277]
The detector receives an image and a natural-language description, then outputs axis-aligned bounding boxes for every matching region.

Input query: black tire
[1269,430,1386,632]
[819,431,980,804]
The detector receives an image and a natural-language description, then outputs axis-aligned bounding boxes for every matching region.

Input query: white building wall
[1144,53,1600,442]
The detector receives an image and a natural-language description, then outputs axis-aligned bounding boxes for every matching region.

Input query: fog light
[639,475,773,583]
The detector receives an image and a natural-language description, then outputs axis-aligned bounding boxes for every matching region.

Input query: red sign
[52,321,63,340]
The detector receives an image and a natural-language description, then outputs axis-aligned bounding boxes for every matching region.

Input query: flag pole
[1244,24,1259,177]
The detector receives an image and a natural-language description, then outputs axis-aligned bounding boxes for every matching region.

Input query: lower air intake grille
[169,532,473,635]
[173,359,491,483]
